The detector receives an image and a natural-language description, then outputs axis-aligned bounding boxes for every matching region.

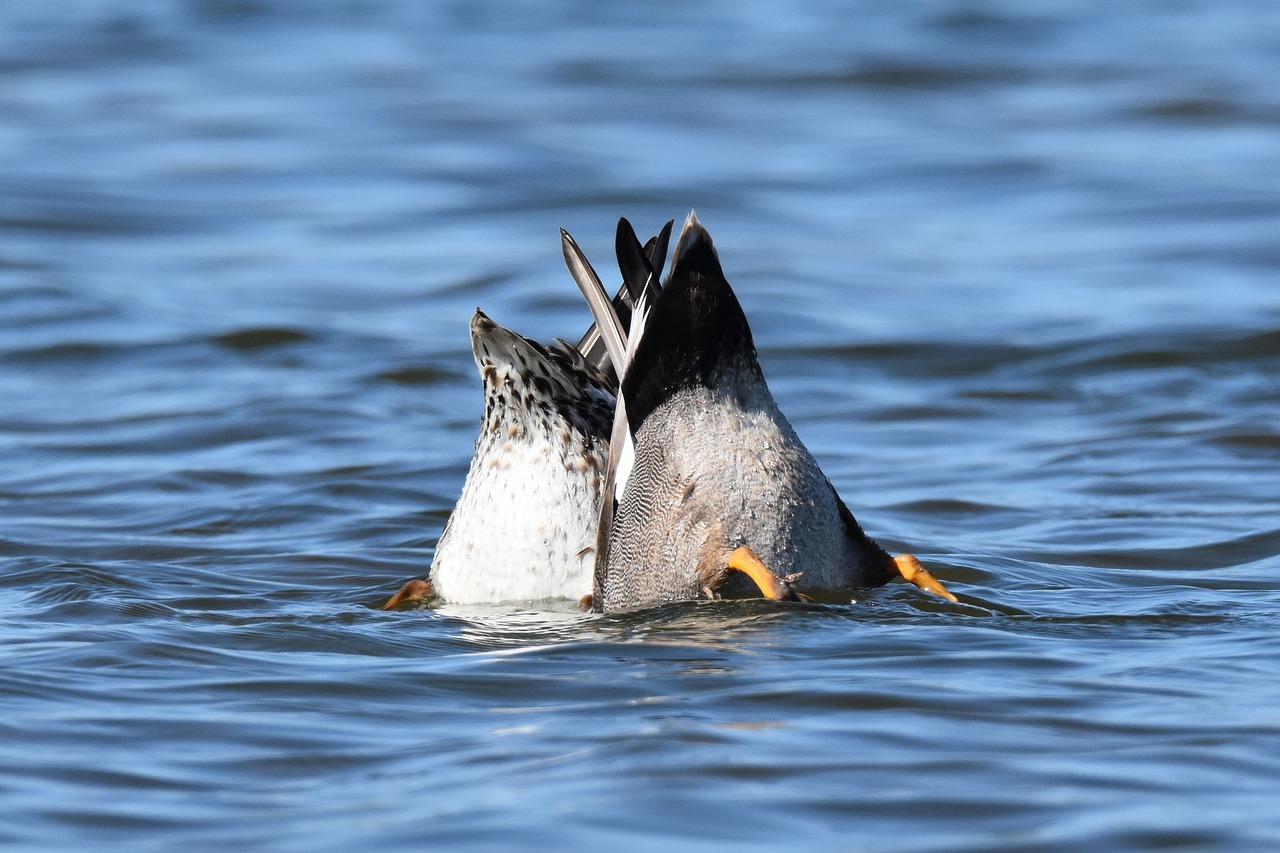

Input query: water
[3,1,1279,849]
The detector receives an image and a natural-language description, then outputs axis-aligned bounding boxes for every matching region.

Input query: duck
[381,221,672,609]
[572,212,956,612]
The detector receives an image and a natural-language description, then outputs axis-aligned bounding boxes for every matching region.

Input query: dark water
[3,2,1280,849]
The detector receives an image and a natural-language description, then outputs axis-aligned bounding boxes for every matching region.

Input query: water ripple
[4,1,1280,849]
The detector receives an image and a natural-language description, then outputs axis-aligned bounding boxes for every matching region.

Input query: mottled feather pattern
[598,382,884,610]
[429,311,613,603]
[423,214,895,612]
[594,214,891,612]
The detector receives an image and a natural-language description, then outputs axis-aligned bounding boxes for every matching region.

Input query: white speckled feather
[429,311,612,604]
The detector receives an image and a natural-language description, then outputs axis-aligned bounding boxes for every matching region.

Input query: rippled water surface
[3,2,1280,850]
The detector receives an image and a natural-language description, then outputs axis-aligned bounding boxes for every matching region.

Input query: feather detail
[562,228,628,376]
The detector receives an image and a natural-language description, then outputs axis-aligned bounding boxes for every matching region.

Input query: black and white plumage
[582,213,905,612]
[383,213,952,612]
[416,222,672,606]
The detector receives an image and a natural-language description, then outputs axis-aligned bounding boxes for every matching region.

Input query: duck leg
[891,554,958,602]
[380,578,435,610]
[725,546,806,602]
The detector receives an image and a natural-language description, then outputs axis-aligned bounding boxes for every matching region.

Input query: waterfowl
[381,222,672,609]
[573,212,955,612]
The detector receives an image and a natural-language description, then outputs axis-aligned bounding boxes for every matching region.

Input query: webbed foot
[380,578,434,610]
[726,546,809,602]
[892,554,957,602]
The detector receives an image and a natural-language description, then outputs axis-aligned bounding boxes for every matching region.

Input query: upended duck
[382,214,955,611]
[380,221,671,608]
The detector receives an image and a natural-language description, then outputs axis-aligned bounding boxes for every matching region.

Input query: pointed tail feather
[615,217,673,305]
[646,219,674,291]
[562,228,628,378]
[570,219,674,380]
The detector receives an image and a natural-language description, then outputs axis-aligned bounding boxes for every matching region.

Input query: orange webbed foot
[727,546,808,602]
[892,554,957,602]
[380,578,434,610]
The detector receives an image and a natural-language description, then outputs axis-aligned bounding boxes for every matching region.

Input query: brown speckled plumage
[427,310,614,604]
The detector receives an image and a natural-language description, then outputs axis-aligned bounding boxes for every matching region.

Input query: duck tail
[566,219,673,382]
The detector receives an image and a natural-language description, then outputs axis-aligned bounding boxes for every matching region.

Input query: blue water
[3,2,1280,850]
